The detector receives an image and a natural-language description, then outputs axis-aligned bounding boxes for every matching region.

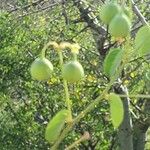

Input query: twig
[65,132,90,150]
[17,3,58,19]
[119,94,150,99]
[9,0,44,13]
[131,0,149,25]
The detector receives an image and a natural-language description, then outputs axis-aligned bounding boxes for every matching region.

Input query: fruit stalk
[41,42,50,58]
[58,50,72,122]
[41,41,58,58]
[72,52,77,61]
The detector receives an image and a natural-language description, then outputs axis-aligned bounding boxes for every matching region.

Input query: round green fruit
[100,2,121,24]
[30,57,53,81]
[62,61,84,82]
[109,14,131,38]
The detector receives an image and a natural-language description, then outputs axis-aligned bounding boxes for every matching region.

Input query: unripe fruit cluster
[30,57,84,83]
[100,2,132,39]
[30,43,84,83]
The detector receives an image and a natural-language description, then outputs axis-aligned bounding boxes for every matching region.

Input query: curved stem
[41,44,48,58]
[72,53,77,61]
[41,41,54,58]
[58,51,72,122]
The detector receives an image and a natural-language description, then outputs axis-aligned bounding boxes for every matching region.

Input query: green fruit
[45,109,69,143]
[100,2,121,24]
[109,14,131,38]
[62,61,84,82]
[135,25,150,56]
[30,57,53,81]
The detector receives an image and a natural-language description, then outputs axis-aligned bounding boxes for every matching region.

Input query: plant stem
[58,51,72,122]
[74,70,120,123]
[51,93,150,149]
[41,41,58,58]
[131,0,149,26]
[51,124,73,150]
[119,94,150,99]
[41,42,50,58]
[51,58,126,149]
[72,53,77,61]
[51,37,136,148]
[65,136,87,150]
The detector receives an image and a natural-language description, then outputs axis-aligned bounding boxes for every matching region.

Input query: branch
[65,132,90,150]
[9,0,44,13]
[133,98,150,150]
[73,0,106,35]
[51,52,131,149]
[72,0,107,57]
[17,3,58,19]
[131,0,149,25]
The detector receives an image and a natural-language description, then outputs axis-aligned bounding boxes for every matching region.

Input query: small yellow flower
[69,43,80,54]
[130,73,135,78]
[124,80,129,85]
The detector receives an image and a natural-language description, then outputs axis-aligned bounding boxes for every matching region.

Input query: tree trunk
[133,122,148,150]
[133,99,150,150]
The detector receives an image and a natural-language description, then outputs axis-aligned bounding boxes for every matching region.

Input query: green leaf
[108,93,124,128]
[135,25,150,56]
[103,48,123,78]
[146,71,150,81]
[45,109,69,143]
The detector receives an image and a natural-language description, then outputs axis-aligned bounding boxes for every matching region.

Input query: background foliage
[0,0,150,149]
